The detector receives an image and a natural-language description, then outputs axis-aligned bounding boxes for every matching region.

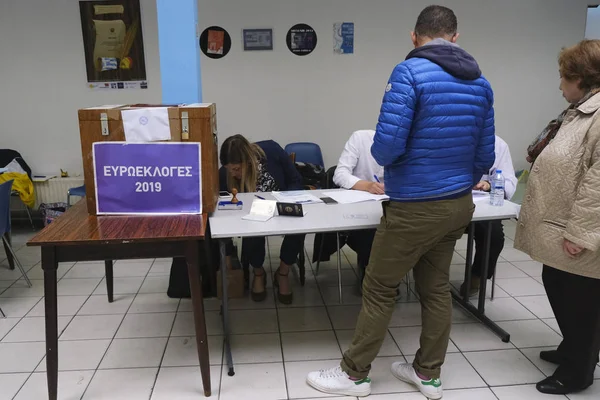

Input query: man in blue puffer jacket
[308,6,495,399]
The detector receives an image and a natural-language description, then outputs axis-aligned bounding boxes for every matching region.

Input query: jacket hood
[406,42,481,81]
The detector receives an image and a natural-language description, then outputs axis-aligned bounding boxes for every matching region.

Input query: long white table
[209,190,520,376]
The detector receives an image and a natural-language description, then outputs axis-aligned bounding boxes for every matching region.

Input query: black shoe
[536,377,593,395]
[540,350,566,365]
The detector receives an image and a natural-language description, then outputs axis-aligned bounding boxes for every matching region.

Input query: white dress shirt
[482,136,518,200]
[333,130,384,189]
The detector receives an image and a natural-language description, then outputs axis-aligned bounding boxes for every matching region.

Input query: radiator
[33,177,85,209]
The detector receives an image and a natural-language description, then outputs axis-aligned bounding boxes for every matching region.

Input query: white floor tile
[162,335,224,367]
[567,381,600,399]
[493,384,568,399]
[337,329,402,357]
[495,277,546,296]
[171,311,223,337]
[116,312,176,338]
[0,296,41,317]
[389,302,423,327]
[14,370,94,400]
[465,349,545,386]
[277,286,324,308]
[516,295,555,319]
[77,294,134,315]
[0,266,30,281]
[25,262,74,280]
[321,285,363,306]
[36,339,111,372]
[512,260,543,277]
[0,373,29,400]
[285,360,348,399]
[389,326,458,356]
[278,307,332,332]
[60,314,123,340]
[229,309,279,334]
[442,388,498,400]
[227,294,276,310]
[495,262,529,279]
[1,279,45,297]
[282,331,341,362]
[139,275,170,294]
[439,353,487,390]
[219,362,286,400]
[498,319,562,348]
[147,260,172,276]
[500,248,532,262]
[57,278,102,296]
[63,262,107,279]
[128,293,179,313]
[26,295,88,317]
[93,277,144,295]
[227,333,281,364]
[151,365,221,399]
[450,323,515,352]
[328,305,362,330]
[451,251,466,265]
[100,337,168,369]
[0,317,19,340]
[471,297,536,322]
[180,298,221,312]
[2,316,71,342]
[314,268,358,287]
[0,341,45,373]
[543,318,562,335]
[83,368,158,400]
[113,261,153,277]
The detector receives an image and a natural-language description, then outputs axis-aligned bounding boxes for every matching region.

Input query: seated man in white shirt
[462,135,518,296]
[313,130,383,290]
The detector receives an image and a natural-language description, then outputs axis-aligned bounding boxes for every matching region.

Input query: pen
[255,195,265,200]
[373,175,381,183]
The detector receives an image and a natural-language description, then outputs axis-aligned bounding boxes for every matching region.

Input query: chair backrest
[284,142,325,168]
[0,180,14,236]
[325,166,338,189]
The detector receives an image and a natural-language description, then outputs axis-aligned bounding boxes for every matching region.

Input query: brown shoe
[251,269,267,302]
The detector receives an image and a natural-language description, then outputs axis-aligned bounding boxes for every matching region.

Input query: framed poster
[93,142,202,215]
[286,24,317,56]
[79,0,148,90]
[333,22,354,54]
[200,26,232,59]
[243,28,274,51]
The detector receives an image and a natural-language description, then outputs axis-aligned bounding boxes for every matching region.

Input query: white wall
[586,6,600,39]
[199,0,589,171]
[0,0,162,175]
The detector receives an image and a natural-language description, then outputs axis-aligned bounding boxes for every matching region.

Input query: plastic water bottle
[490,170,505,206]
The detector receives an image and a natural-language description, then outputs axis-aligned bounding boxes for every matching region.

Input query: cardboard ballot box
[78,103,219,215]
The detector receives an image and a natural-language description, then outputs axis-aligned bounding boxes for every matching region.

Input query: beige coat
[515,93,600,279]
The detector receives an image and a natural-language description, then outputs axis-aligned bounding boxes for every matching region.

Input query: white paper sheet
[472,190,490,202]
[271,191,323,204]
[323,190,389,204]
[122,107,172,142]
[242,199,277,222]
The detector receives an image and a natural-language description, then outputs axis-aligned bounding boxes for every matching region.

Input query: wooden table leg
[42,246,58,400]
[105,260,114,303]
[186,240,211,397]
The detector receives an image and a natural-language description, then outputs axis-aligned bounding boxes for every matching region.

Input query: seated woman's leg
[241,236,267,301]
[462,220,505,295]
[275,234,306,303]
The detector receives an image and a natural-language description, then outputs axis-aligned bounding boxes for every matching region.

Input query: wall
[586,6,600,39]
[0,0,162,175]
[198,0,589,171]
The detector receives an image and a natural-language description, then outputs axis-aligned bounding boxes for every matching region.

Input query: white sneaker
[391,362,443,399]
[306,366,372,397]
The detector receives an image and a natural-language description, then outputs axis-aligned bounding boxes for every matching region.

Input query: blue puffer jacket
[371,40,496,201]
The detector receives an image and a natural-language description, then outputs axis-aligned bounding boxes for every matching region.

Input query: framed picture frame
[242,28,274,51]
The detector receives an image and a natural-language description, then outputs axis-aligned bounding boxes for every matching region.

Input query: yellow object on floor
[0,172,35,208]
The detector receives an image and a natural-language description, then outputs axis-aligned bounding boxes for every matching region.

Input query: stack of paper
[271,191,323,204]
[323,190,389,204]
[242,199,277,222]
[472,190,489,203]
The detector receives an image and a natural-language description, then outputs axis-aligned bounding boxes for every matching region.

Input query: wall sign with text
[286,23,317,56]
[200,26,231,59]
[93,142,202,215]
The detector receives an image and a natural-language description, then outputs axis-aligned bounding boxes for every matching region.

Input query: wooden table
[27,201,211,399]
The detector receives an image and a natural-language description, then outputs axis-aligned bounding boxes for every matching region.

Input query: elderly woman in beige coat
[516,39,600,396]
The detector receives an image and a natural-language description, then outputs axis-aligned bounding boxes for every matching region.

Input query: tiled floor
[1,221,599,399]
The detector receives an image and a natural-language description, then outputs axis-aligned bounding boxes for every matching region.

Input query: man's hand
[367,182,385,195]
[474,181,491,192]
[563,239,584,258]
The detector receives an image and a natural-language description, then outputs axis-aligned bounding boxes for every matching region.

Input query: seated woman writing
[219,134,305,304]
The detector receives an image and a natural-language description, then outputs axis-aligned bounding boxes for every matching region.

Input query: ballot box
[78,103,219,215]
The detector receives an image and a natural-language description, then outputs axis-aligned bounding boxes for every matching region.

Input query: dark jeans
[471,220,505,279]
[313,229,377,267]
[543,265,600,387]
[227,234,306,268]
